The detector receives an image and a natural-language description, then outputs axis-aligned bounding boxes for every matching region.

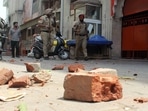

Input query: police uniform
[38,9,54,59]
[73,15,88,60]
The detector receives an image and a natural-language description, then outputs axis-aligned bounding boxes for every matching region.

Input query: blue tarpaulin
[67,35,113,46]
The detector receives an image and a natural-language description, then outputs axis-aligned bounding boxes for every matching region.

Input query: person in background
[38,8,56,60]
[9,22,21,58]
[73,14,89,61]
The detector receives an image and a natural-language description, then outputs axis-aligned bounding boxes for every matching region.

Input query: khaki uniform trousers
[41,31,53,57]
[75,35,88,58]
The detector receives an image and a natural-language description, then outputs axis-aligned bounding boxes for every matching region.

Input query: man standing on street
[38,8,56,60]
[73,14,89,61]
[9,22,21,58]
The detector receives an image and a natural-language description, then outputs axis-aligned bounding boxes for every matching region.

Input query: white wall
[100,0,112,40]
[61,0,71,39]
[7,0,25,27]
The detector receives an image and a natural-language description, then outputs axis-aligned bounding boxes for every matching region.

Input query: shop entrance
[122,0,148,59]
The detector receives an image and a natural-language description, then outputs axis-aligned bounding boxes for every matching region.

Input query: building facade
[3,0,25,27]
[112,0,148,59]
[3,0,148,59]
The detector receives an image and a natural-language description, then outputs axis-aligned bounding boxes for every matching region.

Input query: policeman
[38,8,56,60]
[73,14,89,61]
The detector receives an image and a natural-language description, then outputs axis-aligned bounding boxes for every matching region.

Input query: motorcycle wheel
[34,53,42,59]
[58,50,69,60]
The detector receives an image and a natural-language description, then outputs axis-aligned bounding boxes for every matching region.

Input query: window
[28,29,31,36]
[32,0,39,14]
[74,4,101,20]
[86,5,101,20]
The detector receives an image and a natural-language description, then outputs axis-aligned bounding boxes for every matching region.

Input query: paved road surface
[0,56,148,111]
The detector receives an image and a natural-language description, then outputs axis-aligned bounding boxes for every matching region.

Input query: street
[0,56,148,111]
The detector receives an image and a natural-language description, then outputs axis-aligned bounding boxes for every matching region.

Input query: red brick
[24,63,40,72]
[0,68,14,85]
[52,65,64,70]
[8,76,31,88]
[63,70,122,102]
[68,64,85,72]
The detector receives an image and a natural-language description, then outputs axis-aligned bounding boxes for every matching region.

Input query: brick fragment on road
[8,76,31,88]
[52,65,64,70]
[68,63,85,72]
[24,62,41,72]
[63,68,122,102]
[134,97,148,103]
[0,68,14,85]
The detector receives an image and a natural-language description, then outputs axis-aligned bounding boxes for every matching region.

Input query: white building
[3,0,25,28]
[4,0,147,59]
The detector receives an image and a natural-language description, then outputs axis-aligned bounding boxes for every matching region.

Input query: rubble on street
[0,57,148,111]
[0,68,14,85]
[64,68,122,102]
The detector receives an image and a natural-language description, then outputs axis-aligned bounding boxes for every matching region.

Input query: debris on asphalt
[17,102,27,111]
[119,76,135,80]
[124,107,131,110]
[52,65,64,70]
[64,68,122,102]
[133,73,138,76]
[68,63,85,72]
[0,68,14,85]
[0,67,51,88]
[24,62,41,72]
[31,70,51,84]
[0,90,26,102]
[88,68,118,75]
[20,59,24,61]
[76,68,88,73]
[8,76,32,88]
[134,97,148,103]
[9,59,15,63]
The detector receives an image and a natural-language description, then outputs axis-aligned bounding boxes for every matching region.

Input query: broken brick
[0,68,14,85]
[24,62,41,72]
[52,65,64,70]
[32,70,51,83]
[68,63,85,72]
[8,76,31,88]
[63,68,122,102]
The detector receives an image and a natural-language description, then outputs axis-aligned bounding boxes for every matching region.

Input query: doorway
[122,0,148,59]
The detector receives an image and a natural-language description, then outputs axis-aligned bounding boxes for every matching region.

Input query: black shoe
[84,57,88,61]
[44,57,49,60]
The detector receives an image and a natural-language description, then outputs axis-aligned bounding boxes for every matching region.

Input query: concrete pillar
[111,0,125,58]
[61,0,70,39]
[101,0,112,40]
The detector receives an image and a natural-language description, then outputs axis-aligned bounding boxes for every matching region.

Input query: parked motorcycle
[32,32,69,60]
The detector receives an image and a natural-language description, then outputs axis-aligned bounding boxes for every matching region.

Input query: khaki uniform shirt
[73,21,88,35]
[38,15,53,32]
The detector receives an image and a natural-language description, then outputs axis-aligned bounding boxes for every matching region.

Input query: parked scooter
[0,35,3,60]
[0,17,7,60]
[32,32,69,60]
